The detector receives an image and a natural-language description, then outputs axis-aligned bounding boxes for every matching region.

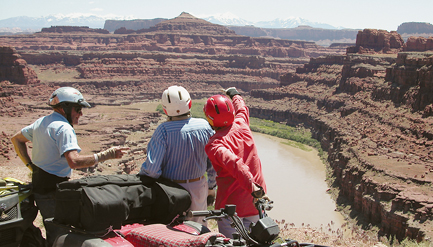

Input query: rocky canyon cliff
[1,13,433,244]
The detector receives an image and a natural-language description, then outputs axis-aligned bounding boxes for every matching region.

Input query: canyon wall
[228,25,359,46]
[103,18,359,47]
[1,13,433,243]
[248,45,433,241]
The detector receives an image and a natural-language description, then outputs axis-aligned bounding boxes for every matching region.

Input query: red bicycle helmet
[203,95,235,127]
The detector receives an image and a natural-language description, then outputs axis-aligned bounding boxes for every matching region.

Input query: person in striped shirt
[138,85,216,225]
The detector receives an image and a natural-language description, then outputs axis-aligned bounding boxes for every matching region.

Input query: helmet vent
[167,94,171,103]
[178,91,183,100]
[225,102,231,112]
[214,104,220,114]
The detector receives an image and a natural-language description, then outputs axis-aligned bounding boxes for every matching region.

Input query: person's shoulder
[191,117,209,124]
[191,118,214,130]
[45,113,71,129]
[155,121,169,131]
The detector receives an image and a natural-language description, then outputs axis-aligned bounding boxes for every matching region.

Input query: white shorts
[178,176,209,226]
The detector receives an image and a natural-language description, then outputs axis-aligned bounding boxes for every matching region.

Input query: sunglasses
[74,106,83,114]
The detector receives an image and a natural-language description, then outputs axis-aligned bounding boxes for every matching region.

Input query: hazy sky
[1,0,433,31]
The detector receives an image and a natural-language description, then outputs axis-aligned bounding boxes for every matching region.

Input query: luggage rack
[0,180,32,247]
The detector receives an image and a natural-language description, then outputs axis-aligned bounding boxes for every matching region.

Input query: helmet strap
[167,112,191,121]
[60,103,74,127]
[212,125,228,131]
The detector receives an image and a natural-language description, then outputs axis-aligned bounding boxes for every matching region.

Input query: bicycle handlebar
[188,209,222,217]
[189,204,238,219]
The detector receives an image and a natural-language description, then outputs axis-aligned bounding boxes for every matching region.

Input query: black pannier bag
[150,178,192,224]
[54,174,191,232]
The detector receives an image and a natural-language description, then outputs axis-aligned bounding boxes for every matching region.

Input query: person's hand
[252,183,264,197]
[251,183,270,203]
[96,146,129,162]
[114,146,129,158]
[25,162,34,172]
[223,87,240,99]
[254,193,271,204]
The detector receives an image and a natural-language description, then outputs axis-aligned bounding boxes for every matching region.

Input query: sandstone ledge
[247,52,433,242]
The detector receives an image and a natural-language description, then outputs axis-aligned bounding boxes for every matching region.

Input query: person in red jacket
[203,87,269,238]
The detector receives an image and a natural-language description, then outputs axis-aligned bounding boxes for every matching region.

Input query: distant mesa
[40,26,109,34]
[397,22,433,34]
[295,25,314,29]
[106,16,433,47]
[106,13,359,46]
[117,12,236,36]
[104,18,167,33]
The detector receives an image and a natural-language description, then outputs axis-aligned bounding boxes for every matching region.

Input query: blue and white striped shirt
[139,117,216,189]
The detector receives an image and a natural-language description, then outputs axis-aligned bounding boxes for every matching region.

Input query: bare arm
[64,146,130,169]
[64,150,97,169]
[11,131,32,166]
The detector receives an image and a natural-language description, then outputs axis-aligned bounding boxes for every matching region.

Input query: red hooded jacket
[205,95,267,217]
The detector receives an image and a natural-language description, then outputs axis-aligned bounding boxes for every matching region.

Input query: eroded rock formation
[1,12,433,243]
[0,12,345,59]
[404,37,433,52]
[137,12,236,35]
[104,16,360,47]
[248,48,433,241]
[0,46,39,85]
[347,29,405,54]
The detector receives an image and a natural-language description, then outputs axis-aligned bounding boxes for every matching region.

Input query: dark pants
[34,192,68,247]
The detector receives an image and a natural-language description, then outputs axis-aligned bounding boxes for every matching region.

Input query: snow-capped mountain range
[0,14,129,32]
[0,13,341,33]
[200,12,340,29]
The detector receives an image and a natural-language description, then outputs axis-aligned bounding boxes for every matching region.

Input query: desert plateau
[1,12,433,245]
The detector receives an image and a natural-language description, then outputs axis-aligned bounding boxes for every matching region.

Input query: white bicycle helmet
[48,87,91,108]
[161,86,191,117]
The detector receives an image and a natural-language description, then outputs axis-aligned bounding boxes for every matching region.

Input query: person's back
[141,117,213,181]
[139,85,216,225]
[203,88,269,238]
[205,93,266,217]
[27,112,78,177]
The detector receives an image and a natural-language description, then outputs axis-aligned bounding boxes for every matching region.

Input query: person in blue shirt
[11,86,128,246]
[139,85,217,225]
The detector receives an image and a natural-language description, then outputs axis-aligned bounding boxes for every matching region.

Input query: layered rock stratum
[0,13,432,244]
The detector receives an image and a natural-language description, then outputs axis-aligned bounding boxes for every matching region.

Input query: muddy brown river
[253,132,345,229]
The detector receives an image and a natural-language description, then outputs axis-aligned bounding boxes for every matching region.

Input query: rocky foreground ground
[0,83,391,247]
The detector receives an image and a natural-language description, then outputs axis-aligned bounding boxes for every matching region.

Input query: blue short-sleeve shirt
[21,112,81,177]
